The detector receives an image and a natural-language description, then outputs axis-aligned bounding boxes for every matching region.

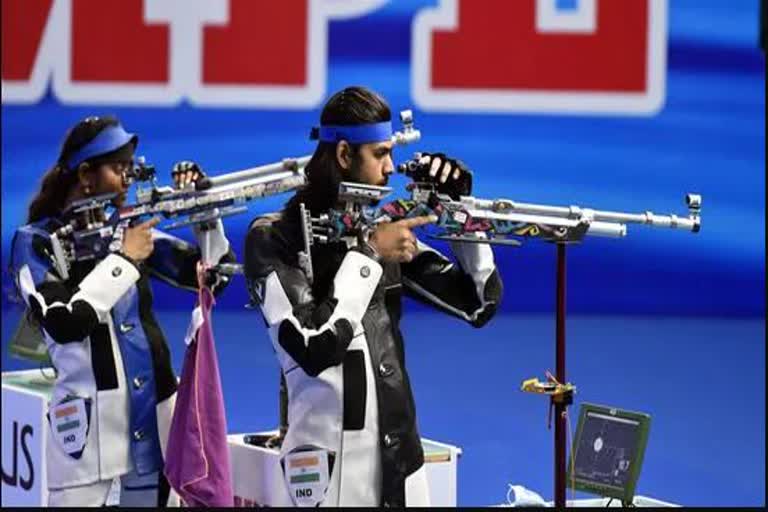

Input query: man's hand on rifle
[415,152,473,200]
[368,215,437,263]
[171,160,206,189]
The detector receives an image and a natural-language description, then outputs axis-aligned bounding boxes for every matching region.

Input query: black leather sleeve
[401,243,502,327]
[25,279,99,344]
[146,229,235,295]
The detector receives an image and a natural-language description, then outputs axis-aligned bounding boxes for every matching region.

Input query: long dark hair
[287,86,391,216]
[27,116,121,223]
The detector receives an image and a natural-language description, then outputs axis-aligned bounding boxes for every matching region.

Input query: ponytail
[27,164,79,223]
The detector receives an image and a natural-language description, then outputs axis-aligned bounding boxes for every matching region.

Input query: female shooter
[9,116,233,507]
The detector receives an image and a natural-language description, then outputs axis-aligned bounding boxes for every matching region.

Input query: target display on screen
[567,403,651,504]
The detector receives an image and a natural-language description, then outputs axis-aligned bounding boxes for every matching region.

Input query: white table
[1,369,54,506]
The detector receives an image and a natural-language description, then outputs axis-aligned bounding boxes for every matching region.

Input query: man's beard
[347,160,387,187]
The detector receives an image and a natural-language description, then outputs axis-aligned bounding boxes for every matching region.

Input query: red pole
[554,243,567,508]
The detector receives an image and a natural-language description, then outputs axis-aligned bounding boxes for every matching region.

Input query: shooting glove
[171,160,207,189]
[407,152,473,200]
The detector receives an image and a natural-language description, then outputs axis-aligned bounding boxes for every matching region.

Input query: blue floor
[2,305,764,506]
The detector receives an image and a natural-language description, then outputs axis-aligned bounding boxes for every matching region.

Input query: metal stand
[519,243,576,507]
[553,242,569,508]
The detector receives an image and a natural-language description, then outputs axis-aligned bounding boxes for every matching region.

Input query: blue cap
[65,124,138,171]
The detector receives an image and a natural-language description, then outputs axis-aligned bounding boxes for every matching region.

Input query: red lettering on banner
[0,0,388,107]
[412,0,667,115]
[203,0,307,85]
[431,0,647,92]
[1,0,54,81]
[71,0,169,82]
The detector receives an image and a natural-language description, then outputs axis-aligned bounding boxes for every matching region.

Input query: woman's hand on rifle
[171,160,206,189]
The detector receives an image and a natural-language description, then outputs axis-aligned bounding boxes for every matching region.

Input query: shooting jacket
[244,206,502,507]
[10,217,232,492]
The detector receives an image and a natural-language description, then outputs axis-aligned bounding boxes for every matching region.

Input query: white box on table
[228,430,461,507]
[1,369,54,507]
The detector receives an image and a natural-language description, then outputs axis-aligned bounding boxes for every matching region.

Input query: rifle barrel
[205,156,311,188]
[466,196,701,232]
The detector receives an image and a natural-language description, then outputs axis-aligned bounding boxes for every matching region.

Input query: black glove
[403,152,473,200]
[203,267,230,291]
[171,160,207,190]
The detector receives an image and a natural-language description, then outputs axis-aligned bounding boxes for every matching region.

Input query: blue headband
[65,124,137,171]
[311,121,392,144]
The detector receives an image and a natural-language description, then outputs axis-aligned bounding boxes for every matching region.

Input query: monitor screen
[567,403,651,503]
[8,311,51,364]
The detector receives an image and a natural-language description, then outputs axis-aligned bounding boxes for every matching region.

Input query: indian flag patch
[49,396,90,459]
[289,455,321,484]
[283,448,331,507]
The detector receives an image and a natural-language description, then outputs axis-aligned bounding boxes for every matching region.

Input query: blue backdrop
[1,0,765,506]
